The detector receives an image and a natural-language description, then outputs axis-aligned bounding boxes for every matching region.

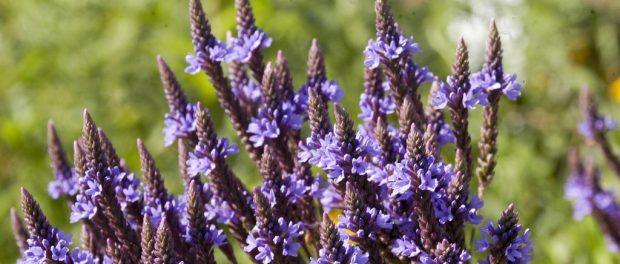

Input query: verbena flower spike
[566,87,620,252]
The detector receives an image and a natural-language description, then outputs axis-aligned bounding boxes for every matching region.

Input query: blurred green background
[1,0,620,262]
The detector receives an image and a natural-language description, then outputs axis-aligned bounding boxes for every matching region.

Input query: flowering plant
[11,0,531,263]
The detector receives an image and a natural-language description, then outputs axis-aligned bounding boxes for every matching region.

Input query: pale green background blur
[1,0,620,263]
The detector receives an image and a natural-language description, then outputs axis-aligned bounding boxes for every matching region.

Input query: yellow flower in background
[610,77,620,103]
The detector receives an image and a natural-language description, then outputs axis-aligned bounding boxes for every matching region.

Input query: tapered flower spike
[97,129,120,169]
[334,104,357,149]
[374,116,396,163]
[158,56,188,114]
[195,102,218,148]
[259,146,288,219]
[235,0,257,36]
[234,0,266,82]
[154,216,177,264]
[579,87,620,178]
[141,214,156,264]
[138,138,169,203]
[397,95,415,137]
[319,213,338,253]
[579,158,620,249]
[307,86,331,139]
[406,123,425,164]
[189,0,263,163]
[189,0,214,55]
[404,123,442,254]
[276,50,295,103]
[261,62,278,109]
[484,20,503,79]
[259,63,295,172]
[177,140,191,187]
[445,37,473,247]
[476,204,532,264]
[194,103,256,234]
[307,39,327,90]
[477,20,503,198]
[187,180,218,264]
[99,180,142,261]
[138,138,189,260]
[82,110,105,173]
[47,121,78,201]
[83,111,142,262]
[490,204,518,262]
[47,121,71,178]
[20,187,53,240]
[10,207,29,254]
[73,140,87,177]
[342,182,385,264]
[374,0,398,42]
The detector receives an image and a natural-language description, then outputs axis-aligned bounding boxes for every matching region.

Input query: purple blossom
[431,82,451,109]
[432,194,454,224]
[311,244,369,264]
[364,35,421,69]
[461,195,483,224]
[187,138,239,176]
[24,228,73,263]
[209,40,233,62]
[247,117,280,147]
[463,86,489,109]
[244,218,304,263]
[476,221,533,264]
[48,168,78,199]
[438,123,456,146]
[184,53,203,75]
[391,237,422,258]
[320,80,344,102]
[143,194,184,226]
[338,207,392,241]
[300,131,379,183]
[470,67,523,101]
[232,80,262,105]
[70,194,98,223]
[358,92,396,122]
[226,30,272,63]
[185,222,227,247]
[163,103,198,146]
[72,248,97,264]
[109,166,141,208]
[578,116,617,140]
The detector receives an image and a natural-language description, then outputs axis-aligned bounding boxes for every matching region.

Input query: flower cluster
[476,205,533,263]
[187,138,239,176]
[565,87,620,252]
[11,0,531,263]
[364,35,421,69]
[299,131,379,183]
[163,103,198,146]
